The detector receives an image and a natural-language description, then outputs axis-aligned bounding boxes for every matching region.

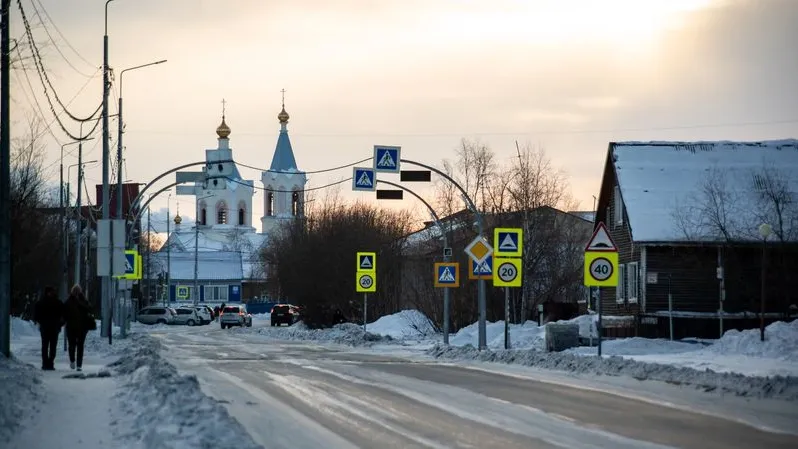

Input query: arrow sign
[373,145,401,173]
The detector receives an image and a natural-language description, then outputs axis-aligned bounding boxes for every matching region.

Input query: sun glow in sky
[9,0,798,229]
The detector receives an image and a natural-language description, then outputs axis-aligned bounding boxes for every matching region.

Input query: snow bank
[568,337,700,356]
[367,309,436,339]
[427,344,798,401]
[705,320,798,361]
[109,334,260,449]
[10,317,38,338]
[245,322,395,346]
[0,356,43,443]
[250,312,270,321]
[451,320,547,350]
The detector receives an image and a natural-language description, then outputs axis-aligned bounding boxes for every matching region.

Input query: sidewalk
[7,350,122,449]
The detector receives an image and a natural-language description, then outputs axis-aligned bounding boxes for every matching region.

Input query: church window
[266,191,274,216]
[201,208,207,226]
[291,190,300,216]
[216,201,228,224]
[238,201,246,226]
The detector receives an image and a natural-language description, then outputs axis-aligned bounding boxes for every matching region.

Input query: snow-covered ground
[2,317,260,449]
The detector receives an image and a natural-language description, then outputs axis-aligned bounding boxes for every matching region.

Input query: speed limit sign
[493,258,522,287]
[589,257,613,281]
[356,271,376,292]
[583,251,618,287]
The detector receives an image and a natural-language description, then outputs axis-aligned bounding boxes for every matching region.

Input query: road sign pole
[504,287,511,349]
[443,287,450,345]
[363,293,367,336]
[597,290,602,357]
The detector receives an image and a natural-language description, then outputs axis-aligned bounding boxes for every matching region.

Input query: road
[153,322,798,449]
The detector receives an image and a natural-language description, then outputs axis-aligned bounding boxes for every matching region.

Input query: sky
[8,0,798,232]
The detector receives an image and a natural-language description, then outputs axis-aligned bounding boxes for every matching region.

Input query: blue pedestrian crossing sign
[373,145,401,173]
[117,249,141,280]
[469,255,492,280]
[434,262,460,288]
[352,167,376,191]
[494,227,523,258]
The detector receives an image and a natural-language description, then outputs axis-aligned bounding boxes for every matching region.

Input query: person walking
[33,286,64,370]
[65,284,94,371]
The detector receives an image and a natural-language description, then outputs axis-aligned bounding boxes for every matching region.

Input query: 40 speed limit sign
[356,271,376,292]
[584,251,618,287]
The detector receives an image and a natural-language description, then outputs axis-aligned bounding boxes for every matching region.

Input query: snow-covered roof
[612,140,798,242]
[164,227,267,280]
[149,251,243,281]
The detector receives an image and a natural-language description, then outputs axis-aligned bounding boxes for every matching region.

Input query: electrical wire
[32,0,96,69]
[28,0,96,78]
[223,176,352,193]
[236,157,372,175]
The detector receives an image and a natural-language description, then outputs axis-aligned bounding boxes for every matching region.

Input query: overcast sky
[9,0,798,228]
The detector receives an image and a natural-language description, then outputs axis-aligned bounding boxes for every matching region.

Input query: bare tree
[749,166,798,243]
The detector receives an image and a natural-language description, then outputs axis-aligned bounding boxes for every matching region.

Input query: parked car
[137,306,176,325]
[220,305,252,329]
[271,304,300,327]
[172,307,201,326]
[193,306,212,324]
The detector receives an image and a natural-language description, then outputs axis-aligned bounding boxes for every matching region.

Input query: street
[152,323,798,449]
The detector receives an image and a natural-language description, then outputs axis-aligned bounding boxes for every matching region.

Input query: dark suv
[271,304,299,326]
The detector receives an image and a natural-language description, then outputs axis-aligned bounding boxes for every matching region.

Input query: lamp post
[758,223,772,342]
[69,159,97,288]
[60,141,82,300]
[116,59,167,224]
[166,193,171,306]
[101,0,115,341]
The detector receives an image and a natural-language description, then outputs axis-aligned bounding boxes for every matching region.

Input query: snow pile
[10,317,38,338]
[568,337,700,356]
[0,356,43,443]
[704,320,798,361]
[248,322,394,346]
[427,344,798,400]
[367,309,437,339]
[250,312,270,321]
[451,320,548,350]
[109,334,260,449]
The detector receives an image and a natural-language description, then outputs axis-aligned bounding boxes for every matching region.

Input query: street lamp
[68,159,98,288]
[758,223,772,342]
[116,59,167,223]
[60,141,82,301]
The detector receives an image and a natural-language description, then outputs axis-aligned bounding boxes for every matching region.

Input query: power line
[224,176,351,193]
[31,0,96,69]
[28,0,95,78]
[236,157,371,175]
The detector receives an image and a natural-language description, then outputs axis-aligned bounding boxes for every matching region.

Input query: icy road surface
[152,324,798,449]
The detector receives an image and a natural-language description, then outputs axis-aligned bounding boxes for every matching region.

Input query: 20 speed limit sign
[492,258,522,287]
[583,251,618,287]
[356,271,376,292]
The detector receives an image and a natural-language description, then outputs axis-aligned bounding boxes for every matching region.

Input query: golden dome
[174,214,182,225]
[216,116,231,138]
[278,107,289,124]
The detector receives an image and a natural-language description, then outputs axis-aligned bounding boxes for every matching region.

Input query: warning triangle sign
[499,233,518,251]
[356,171,373,187]
[378,150,396,168]
[439,267,455,282]
[585,222,618,252]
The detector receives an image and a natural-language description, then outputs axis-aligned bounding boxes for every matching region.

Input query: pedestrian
[33,286,64,371]
[65,284,95,371]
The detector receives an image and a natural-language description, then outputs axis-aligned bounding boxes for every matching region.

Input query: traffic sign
[494,227,523,258]
[352,167,376,191]
[469,256,492,280]
[118,249,141,280]
[584,251,619,287]
[373,145,401,172]
[176,285,189,299]
[356,252,376,273]
[493,257,522,287]
[585,222,618,252]
[356,271,376,292]
[434,262,460,288]
[464,236,493,263]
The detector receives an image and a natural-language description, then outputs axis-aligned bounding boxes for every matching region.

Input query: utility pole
[166,194,171,306]
[101,0,115,340]
[1,0,13,358]
[74,144,83,286]
[146,204,151,306]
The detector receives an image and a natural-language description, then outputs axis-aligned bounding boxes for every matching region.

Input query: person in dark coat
[33,286,64,370]
[65,284,93,371]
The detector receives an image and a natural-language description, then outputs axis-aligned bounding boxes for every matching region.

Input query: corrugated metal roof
[149,251,243,281]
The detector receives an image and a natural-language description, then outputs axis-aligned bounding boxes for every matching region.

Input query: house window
[627,262,639,303]
[614,185,624,226]
[292,191,300,216]
[266,192,274,216]
[217,201,228,224]
[616,264,627,303]
[205,285,228,301]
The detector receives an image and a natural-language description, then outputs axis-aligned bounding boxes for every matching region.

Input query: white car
[193,306,212,324]
[173,307,201,326]
[220,305,252,329]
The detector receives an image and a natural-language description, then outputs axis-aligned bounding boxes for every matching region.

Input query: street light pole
[759,223,772,342]
[166,193,171,306]
[101,0,115,341]
[60,141,81,300]
[70,157,97,288]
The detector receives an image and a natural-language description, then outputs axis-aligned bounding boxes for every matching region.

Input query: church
[152,99,306,304]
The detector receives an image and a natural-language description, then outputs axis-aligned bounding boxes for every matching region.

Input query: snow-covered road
[153,323,798,449]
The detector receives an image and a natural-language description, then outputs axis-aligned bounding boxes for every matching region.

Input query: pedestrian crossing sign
[117,249,141,280]
[434,262,460,288]
[469,256,492,280]
[493,227,523,258]
[373,145,401,173]
[352,167,376,191]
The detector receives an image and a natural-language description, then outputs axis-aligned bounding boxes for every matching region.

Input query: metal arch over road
[400,158,489,350]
